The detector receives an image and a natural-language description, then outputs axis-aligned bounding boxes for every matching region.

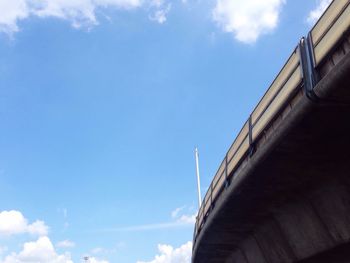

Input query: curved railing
[193,0,350,243]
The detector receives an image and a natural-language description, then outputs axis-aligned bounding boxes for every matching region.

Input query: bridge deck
[192,0,350,262]
[193,37,350,263]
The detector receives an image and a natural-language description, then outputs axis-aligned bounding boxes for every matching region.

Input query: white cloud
[27,220,49,236]
[171,206,196,225]
[0,0,30,34]
[32,0,142,28]
[149,4,171,24]
[213,0,286,44]
[56,240,76,249]
[0,210,48,237]
[177,214,196,225]
[0,0,170,34]
[137,242,192,263]
[170,206,185,219]
[0,210,111,263]
[0,236,73,263]
[307,0,332,25]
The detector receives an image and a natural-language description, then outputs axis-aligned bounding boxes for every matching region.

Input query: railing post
[248,116,255,157]
[210,182,213,211]
[193,221,197,244]
[225,154,229,188]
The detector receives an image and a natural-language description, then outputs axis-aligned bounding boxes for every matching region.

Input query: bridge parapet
[193,0,350,261]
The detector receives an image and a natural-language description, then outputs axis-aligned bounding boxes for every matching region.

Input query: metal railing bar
[250,46,299,120]
[312,1,350,48]
[227,133,249,164]
[252,62,300,128]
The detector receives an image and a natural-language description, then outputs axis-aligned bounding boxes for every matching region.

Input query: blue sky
[0,0,331,262]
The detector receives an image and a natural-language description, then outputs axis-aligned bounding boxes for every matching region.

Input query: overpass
[192,1,350,262]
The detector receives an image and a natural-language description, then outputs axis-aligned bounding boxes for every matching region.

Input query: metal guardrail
[310,0,350,67]
[193,0,350,243]
[194,46,302,241]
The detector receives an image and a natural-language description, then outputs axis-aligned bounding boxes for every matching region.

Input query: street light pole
[195,147,202,208]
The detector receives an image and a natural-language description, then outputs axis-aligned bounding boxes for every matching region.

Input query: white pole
[195,147,202,208]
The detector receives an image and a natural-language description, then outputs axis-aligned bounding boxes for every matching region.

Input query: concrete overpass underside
[192,37,350,262]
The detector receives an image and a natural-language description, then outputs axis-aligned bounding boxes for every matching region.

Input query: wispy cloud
[56,239,76,248]
[149,3,171,24]
[170,206,186,219]
[212,0,286,44]
[100,206,196,232]
[0,0,171,35]
[81,256,109,263]
[177,214,196,224]
[57,207,70,231]
[87,242,125,260]
[0,246,8,255]
[307,0,332,25]
[171,205,196,225]
[91,247,106,254]
[101,220,192,232]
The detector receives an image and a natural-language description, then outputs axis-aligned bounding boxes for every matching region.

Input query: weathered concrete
[192,37,350,263]
[227,178,350,263]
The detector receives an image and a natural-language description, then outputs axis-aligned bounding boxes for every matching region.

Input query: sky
[0,0,332,262]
